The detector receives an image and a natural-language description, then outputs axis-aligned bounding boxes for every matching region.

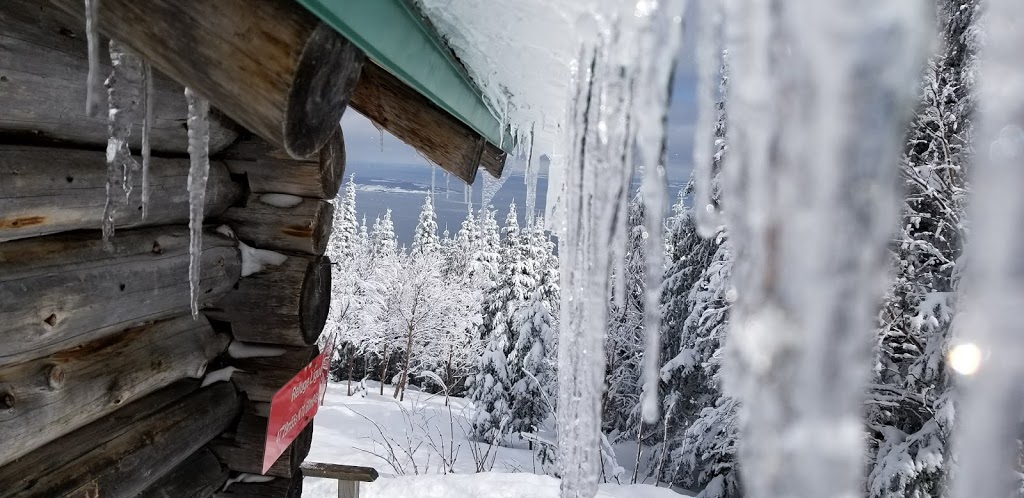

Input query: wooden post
[211,410,314,477]
[221,194,334,255]
[137,447,229,498]
[206,255,330,347]
[221,129,346,199]
[0,227,241,367]
[0,0,240,154]
[349,62,508,183]
[0,381,240,498]
[0,314,229,467]
[229,346,320,403]
[48,0,365,158]
[0,145,242,242]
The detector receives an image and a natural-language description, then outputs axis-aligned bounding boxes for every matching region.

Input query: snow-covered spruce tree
[472,203,537,442]
[370,209,398,258]
[510,221,559,441]
[412,194,440,255]
[603,193,646,438]
[866,1,978,495]
[330,175,359,259]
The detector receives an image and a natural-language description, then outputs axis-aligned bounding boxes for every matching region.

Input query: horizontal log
[480,142,507,179]
[229,346,320,403]
[0,314,228,467]
[138,447,229,498]
[300,462,379,482]
[218,473,304,498]
[221,193,334,255]
[0,226,241,367]
[0,382,239,498]
[206,254,330,347]
[0,0,239,154]
[222,129,346,199]
[0,144,242,242]
[211,410,314,478]
[350,62,508,183]
[48,0,365,158]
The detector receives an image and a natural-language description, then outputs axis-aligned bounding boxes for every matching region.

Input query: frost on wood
[239,241,289,277]
[201,366,240,387]
[228,341,287,359]
[185,87,211,319]
[102,40,144,245]
[84,0,102,117]
[717,0,927,496]
[953,0,1024,496]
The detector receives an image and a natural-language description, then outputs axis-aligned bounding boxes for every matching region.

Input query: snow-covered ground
[302,382,691,498]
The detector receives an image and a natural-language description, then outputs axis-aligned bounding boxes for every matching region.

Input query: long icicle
[720,0,927,496]
[692,0,724,237]
[185,87,211,319]
[141,62,153,219]
[84,0,103,117]
[953,0,1024,496]
[102,40,143,246]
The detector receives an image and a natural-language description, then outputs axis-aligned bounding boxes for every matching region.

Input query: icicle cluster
[713,0,928,496]
[555,2,685,496]
[953,1,1024,496]
[185,87,211,319]
[102,40,144,245]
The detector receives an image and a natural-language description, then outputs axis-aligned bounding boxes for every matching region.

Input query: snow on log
[0,314,229,468]
[218,472,304,498]
[211,410,314,478]
[221,129,346,199]
[0,227,241,367]
[350,62,507,183]
[220,193,335,256]
[0,0,239,154]
[228,346,320,403]
[47,0,365,159]
[0,145,241,242]
[206,255,330,347]
[137,447,229,498]
[0,381,239,498]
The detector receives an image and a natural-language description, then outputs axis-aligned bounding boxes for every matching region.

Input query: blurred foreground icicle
[185,87,211,319]
[718,0,927,496]
[953,1,1024,496]
[555,2,684,496]
[102,40,143,245]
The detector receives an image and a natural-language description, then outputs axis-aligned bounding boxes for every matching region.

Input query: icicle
[953,1,1024,496]
[84,0,103,117]
[555,2,685,495]
[141,62,153,219]
[185,87,211,319]
[102,40,143,245]
[719,0,927,496]
[523,125,539,222]
[692,0,724,237]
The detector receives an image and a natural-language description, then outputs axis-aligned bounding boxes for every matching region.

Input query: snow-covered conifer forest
[322,0,1024,496]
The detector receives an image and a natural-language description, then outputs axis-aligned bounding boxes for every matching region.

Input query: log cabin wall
[0,0,354,496]
[2,0,507,494]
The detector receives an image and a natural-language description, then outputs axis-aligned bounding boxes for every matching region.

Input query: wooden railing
[301,462,379,498]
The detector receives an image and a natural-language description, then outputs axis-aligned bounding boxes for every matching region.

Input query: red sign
[263,349,327,474]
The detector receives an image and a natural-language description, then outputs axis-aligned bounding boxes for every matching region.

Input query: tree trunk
[0,314,228,467]
[349,62,506,183]
[347,344,354,396]
[378,347,390,396]
[137,447,228,498]
[221,129,346,199]
[395,325,416,401]
[0,145,241,242]
[0,381,239,498]
[0,226,241,367]
[207,254,331,347]
[48,0,365,158]
[0,0,239,154]
[220,193,335,255]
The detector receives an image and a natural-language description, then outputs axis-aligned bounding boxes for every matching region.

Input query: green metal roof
[298,0,511,152]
